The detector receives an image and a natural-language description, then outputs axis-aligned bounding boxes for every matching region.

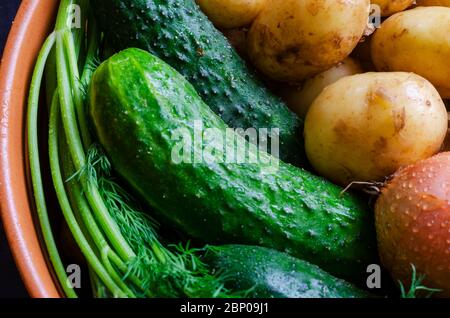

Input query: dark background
[0,0,29,298]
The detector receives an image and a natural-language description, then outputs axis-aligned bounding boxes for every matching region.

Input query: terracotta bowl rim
[0,0,61,298]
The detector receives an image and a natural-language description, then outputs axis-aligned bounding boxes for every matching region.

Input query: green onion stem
[59,137,150,295]
[63,30,92,148]
[48,94,127,297]
[54,0,135,261]
[27,32,77,299]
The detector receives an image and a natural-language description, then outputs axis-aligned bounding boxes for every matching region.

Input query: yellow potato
[304,72,448,186]
[279,58,363,119]
[196,0,268,29]
[416,0,450,6]
[247,0,369,82]
[371,0,414,16]
[372,7,450,98]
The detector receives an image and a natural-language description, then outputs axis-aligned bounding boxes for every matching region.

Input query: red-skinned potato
[376,152,450,297]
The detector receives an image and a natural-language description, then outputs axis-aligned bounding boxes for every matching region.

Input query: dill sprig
[399,264,441,298]
[79,56,101,100]
[84,145,241,298]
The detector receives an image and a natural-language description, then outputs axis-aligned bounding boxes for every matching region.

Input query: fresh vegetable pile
[27,0,450,298]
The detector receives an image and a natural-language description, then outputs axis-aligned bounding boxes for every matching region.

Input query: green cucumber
[89,48,377,283]
[205,245,370,298]
[92,0,303,165]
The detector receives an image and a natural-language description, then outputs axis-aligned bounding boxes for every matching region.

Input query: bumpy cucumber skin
[89,49,377,282]
[205,245,370,298]
[92,0,303,165]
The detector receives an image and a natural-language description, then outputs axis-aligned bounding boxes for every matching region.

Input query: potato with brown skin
[372,7,450,99]
[375,152,450,297]
[371,0,414,16]
[416,0,450,6]
[196,0,268,29]
[247,0,370,82]
[304,72,448,186]
[278,58,363,119]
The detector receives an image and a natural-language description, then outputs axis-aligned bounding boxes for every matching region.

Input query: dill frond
[82,145,241,298]
[79,56,102,102]
[399,264,441,298]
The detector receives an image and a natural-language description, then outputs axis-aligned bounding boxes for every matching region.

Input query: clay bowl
[0,0,61,297]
